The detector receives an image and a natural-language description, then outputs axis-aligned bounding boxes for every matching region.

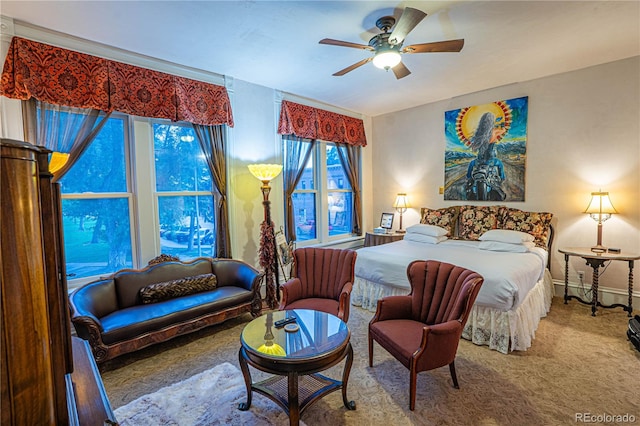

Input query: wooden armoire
[1,139,116,425]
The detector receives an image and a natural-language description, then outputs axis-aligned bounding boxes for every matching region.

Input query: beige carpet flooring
[100,298,640,425]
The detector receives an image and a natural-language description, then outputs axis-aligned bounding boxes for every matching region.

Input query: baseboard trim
[552,279,639,311]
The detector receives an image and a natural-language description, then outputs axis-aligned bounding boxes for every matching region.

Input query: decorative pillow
[139,273,217,304]
[419,206,459,237]
[479,229,535,244]
[499,207,553,248]
[457,205,501,241]
[405,223,449,237]
[479,240,535,253]
[404,233,448,244]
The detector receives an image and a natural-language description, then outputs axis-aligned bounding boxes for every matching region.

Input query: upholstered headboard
[419,205,555,269]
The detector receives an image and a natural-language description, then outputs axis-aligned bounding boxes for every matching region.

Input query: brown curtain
[336,143,363,236]
[23,99,112,181]
[282,135,316,242]
[192,124,231,258]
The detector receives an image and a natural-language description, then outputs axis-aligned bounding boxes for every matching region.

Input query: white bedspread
[354,239,548,311]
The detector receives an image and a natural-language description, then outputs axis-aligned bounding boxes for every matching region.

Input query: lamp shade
[373,50,401,70]
[248,164,282,182]
[584,191,617,220]
[49,151,70,174]
[393,193,409,211]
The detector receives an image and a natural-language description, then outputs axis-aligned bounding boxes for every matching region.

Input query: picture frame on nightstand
[380,213,394,232]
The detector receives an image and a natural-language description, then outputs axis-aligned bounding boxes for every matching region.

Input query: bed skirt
[352,269,554,354]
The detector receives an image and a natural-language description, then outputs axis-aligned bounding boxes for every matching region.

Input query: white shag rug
[114,362,304,425]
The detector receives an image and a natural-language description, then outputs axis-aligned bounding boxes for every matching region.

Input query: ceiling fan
[319,7,464,79]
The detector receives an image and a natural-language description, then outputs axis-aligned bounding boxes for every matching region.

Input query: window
[292,142,317,241]
[326,144,353,237]
[59,115,134,279]
[154,123,215,259]
[53,109,215,283]
[288,141,355,243]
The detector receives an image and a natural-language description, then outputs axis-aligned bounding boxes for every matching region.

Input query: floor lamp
[248,163,282,309]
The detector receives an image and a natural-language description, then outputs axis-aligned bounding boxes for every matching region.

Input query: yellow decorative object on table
[256,312,285,357]
[257,341,286,357]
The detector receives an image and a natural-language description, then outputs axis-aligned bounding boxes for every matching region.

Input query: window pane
[326,145,351,190]
[293,193,316,241]
[59,117,126,194]
[328,191,353,236]
[295,150,314,190]
[154,124,211,192]
[158,195,214,258]
[62,198,133,279]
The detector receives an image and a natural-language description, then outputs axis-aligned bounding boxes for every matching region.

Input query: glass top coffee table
[238,309,355,425]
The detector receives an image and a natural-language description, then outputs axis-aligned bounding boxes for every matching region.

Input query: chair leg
[368,332,373,367]
[449,360,459,389]
[409,367,417,411]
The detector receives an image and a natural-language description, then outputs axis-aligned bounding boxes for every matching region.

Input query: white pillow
[479,240,535,253]
[404,233,448,244]
[405,224,449,237]
[479,229,534,244]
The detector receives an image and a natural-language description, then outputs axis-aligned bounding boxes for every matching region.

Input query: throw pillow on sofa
[140,273,217,304]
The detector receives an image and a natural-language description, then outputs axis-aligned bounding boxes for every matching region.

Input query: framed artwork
[444,96,528,201]
[380,213,394,230]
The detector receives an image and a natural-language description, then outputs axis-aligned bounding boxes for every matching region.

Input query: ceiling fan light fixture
[373,50,401,70]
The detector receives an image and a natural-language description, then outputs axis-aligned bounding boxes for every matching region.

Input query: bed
[352,204,554,354]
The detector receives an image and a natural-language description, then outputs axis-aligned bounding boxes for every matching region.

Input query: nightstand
[364,232,404,247]
[558,247,640,317]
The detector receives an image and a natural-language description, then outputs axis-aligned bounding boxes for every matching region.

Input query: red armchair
[279,247,357,322]
[368,260,484,410]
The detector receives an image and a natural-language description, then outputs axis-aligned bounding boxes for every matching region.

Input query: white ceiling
[2,1,639,117]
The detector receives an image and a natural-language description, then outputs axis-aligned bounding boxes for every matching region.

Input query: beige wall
[371,56,640,298]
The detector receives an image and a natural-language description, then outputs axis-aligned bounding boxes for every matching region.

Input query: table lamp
[393,193,409,233]
[584,190,617,253]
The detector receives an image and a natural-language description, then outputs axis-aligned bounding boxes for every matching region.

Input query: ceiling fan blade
[389,7,427,45]
[402,39,465,54]
[392,61,411,79]
[333,57,373,76]
[319,38,374,51]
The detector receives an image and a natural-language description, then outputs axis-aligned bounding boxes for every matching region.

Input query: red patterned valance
[0,37,233,127]
[278,100,367,146]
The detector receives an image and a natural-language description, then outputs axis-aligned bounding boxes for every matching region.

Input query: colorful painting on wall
[444,96,528,201]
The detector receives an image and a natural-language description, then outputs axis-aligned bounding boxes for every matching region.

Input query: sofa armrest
[211,259,262,294]
[69,279,119,328]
